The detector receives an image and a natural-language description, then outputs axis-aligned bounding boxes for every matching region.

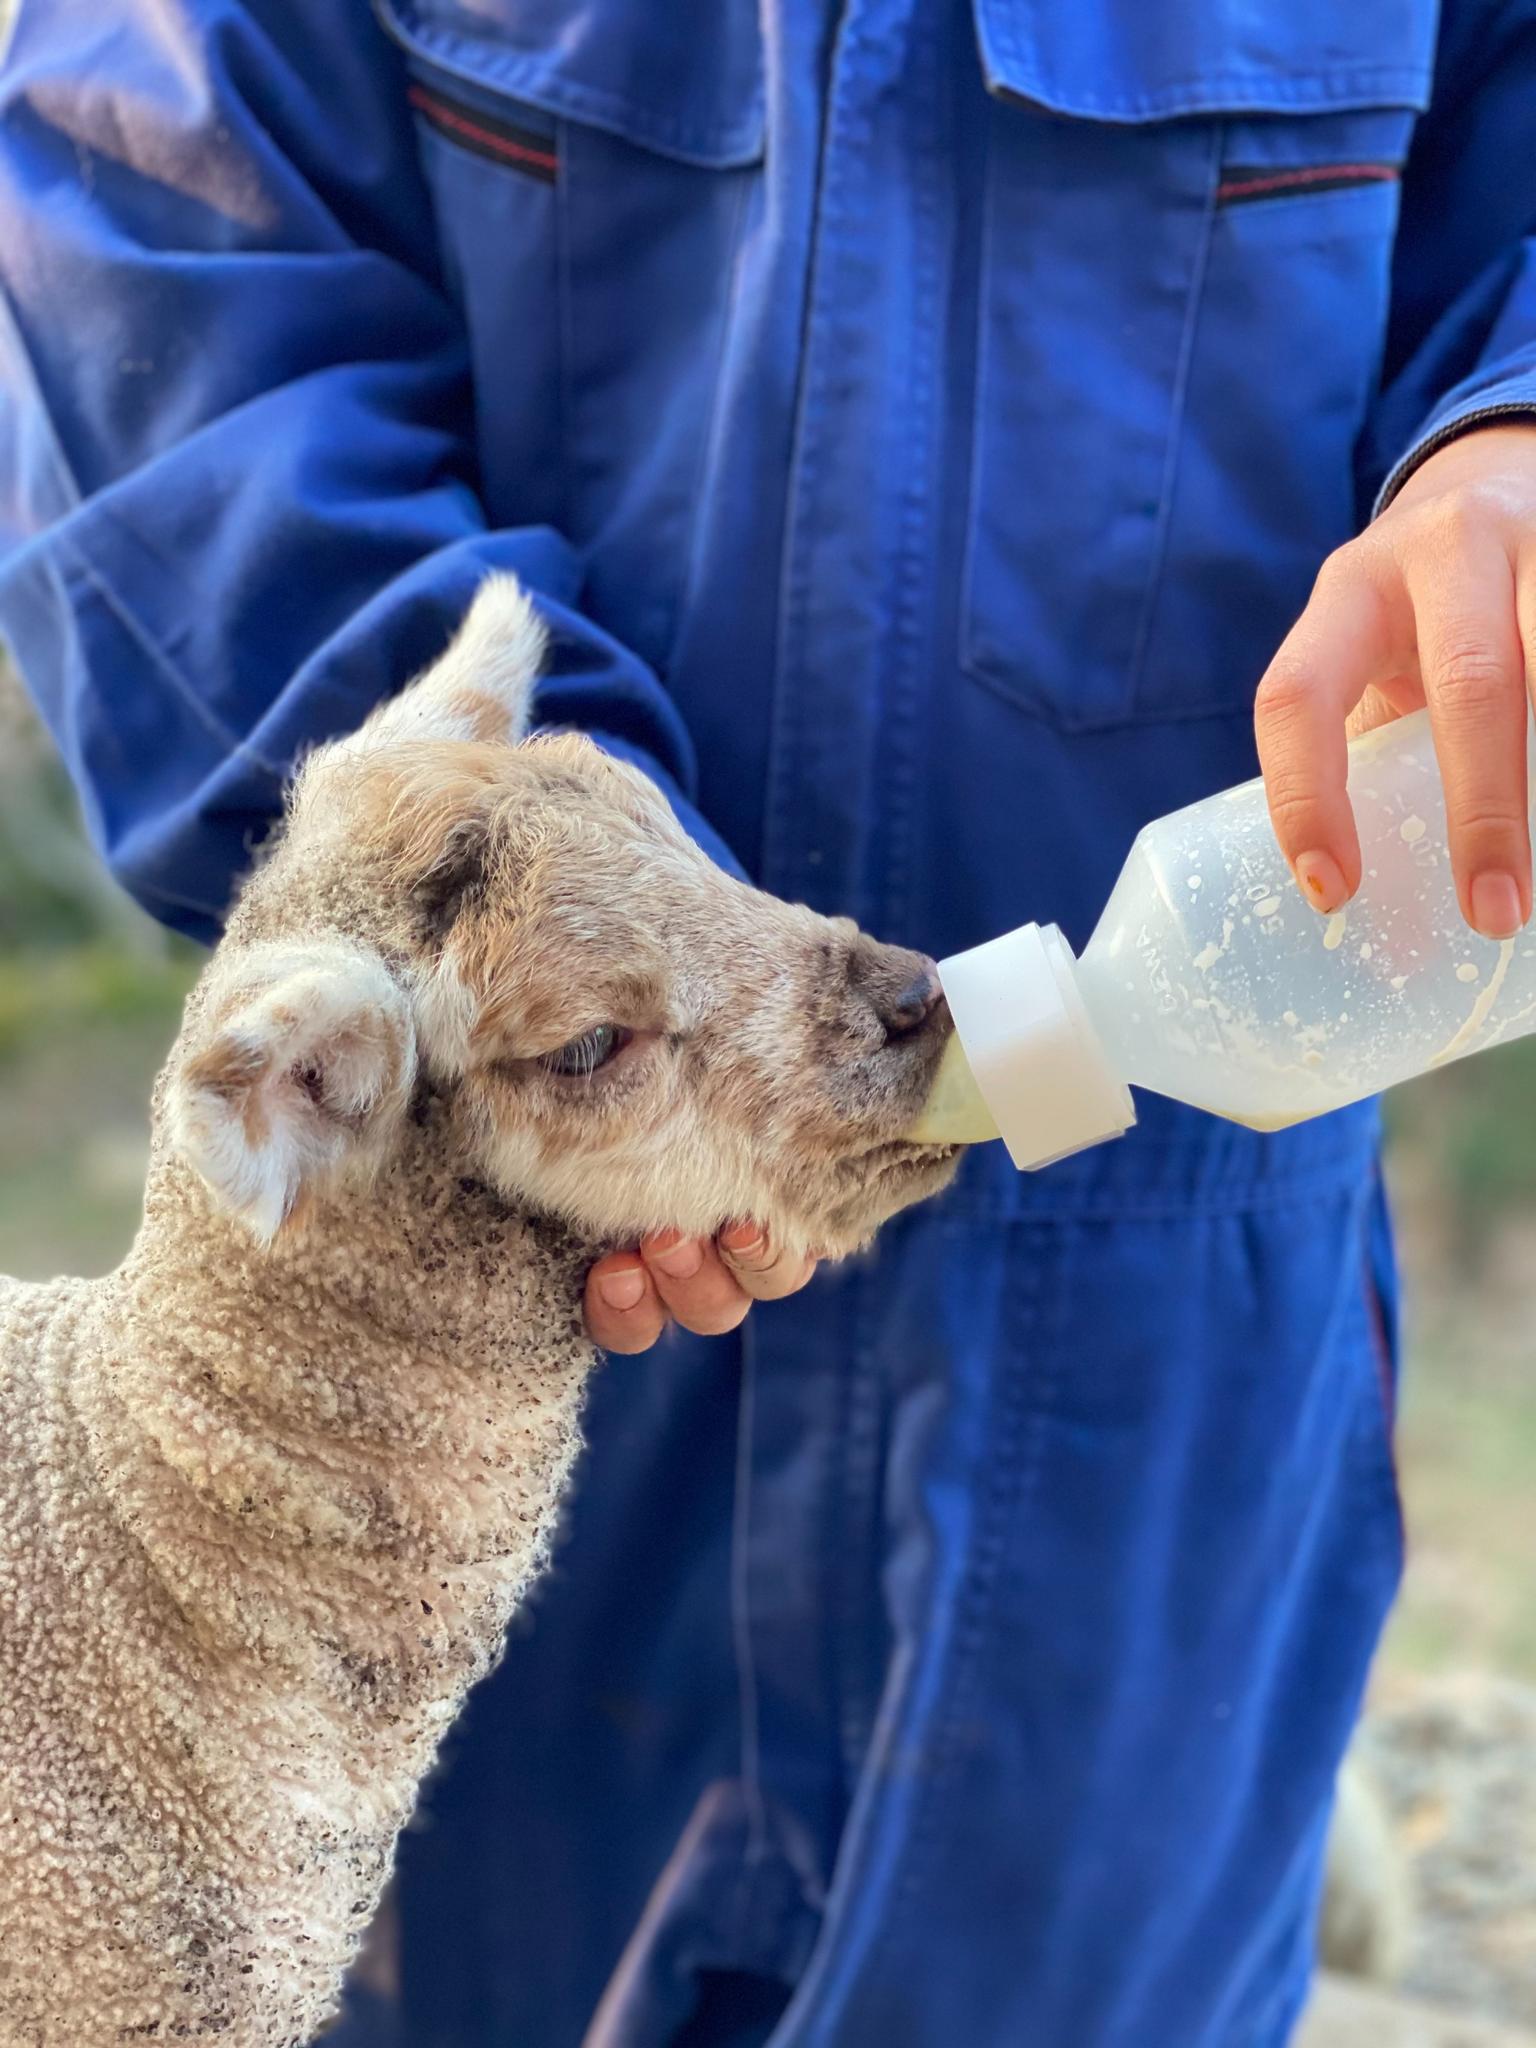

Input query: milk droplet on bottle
[911,709,1536,1167]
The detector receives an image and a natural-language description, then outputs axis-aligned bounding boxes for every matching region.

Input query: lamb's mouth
[840,1137,963,1187]
[812,1139,960,1249]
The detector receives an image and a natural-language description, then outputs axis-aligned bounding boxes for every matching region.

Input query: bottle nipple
[907,924,1136,1169]
[908,1030,1002,1144]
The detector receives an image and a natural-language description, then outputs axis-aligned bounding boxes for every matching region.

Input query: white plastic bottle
[914,708,1536,1169]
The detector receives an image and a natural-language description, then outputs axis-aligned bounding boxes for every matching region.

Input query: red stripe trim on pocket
[407,84,558,182]
[1217,162,1400,207]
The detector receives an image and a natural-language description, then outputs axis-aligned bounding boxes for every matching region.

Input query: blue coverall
[4,1,1536,2042]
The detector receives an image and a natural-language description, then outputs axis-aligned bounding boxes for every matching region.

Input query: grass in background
[1382,1040,1536,1681]
[0,943,197,1278]
[0,683,201,1276]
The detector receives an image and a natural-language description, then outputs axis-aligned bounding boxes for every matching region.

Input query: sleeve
[1362,0,1536,515]
[0,0,738,943]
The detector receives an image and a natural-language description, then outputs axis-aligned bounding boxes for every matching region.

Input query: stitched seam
[375,0,764,165]
[978,4,1428,114]
[553,118,577,549]
[730,1322,769,1886]
[962,124,1231,728]
[834,1261,884,1785]
[672,167,755,673]
[878,2,945,938]
[955,95,1001,699]
[763,5,867,898]
[878,1252,1053,1957]
[994,73,1430,117]
[1126,122,1221,702]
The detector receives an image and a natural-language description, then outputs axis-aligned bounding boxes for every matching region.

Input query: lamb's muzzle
[0,576,960,2047]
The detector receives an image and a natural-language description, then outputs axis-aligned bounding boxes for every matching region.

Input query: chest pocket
[962,0,1437,733]
[374,0,762,673]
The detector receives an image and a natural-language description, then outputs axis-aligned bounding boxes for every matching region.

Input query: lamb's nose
[881,963,944,1042]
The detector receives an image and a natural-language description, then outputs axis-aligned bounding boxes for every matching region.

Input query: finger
[585,1252,669,1354]
[641,1232,752,1338]
[1517,556,1536,705]
[718,1221,819,1303]
[1408,542,1531,936]
[1344,681,1414,743]
[1254,551,1414,911]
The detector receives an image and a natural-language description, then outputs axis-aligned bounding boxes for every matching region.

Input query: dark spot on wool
[412,817,491,945]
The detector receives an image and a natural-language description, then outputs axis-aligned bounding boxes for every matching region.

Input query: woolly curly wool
[0,1090,594,2045]
[0,575,956,2043]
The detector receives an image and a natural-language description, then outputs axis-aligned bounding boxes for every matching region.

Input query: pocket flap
[375,0,765,167]
[971,0,1436,122]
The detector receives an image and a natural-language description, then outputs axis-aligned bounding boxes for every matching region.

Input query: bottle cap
[936,923,1137,1171]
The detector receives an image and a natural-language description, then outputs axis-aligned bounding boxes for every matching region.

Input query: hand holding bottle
[1255,423,1536,940]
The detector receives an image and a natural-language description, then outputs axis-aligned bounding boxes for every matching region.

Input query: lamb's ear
[347,576,547,754]
[168,943,417,1245]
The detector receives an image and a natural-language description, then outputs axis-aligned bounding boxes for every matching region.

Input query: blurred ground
[2,667,1534,2035]
[1302,1973,1536,2048]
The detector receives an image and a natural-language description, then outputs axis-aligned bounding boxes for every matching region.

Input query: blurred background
[1,659,1533,2042]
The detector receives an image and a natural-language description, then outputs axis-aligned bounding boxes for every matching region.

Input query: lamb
[0,579,959,2047]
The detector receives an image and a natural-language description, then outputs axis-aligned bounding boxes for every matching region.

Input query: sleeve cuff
[1374,358,1536,516]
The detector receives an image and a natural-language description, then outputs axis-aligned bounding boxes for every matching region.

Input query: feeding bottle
[913,708,1536,1169]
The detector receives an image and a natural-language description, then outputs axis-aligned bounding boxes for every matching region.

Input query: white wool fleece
[0,1097,594,2046]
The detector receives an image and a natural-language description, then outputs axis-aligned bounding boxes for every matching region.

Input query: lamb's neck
[82,1144,598,1710]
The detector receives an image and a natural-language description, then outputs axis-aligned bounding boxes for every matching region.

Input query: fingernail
[720,1220,767,1262]
[1294,851,1348,915]
[597,1266,646,1313]
[648,1233,704,1280]
[1470,870,1526,940]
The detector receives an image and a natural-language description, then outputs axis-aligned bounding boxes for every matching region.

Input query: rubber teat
[908,1030,1002,1144]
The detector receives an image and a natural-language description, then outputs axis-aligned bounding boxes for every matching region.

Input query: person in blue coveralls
[4,2,1536,2043]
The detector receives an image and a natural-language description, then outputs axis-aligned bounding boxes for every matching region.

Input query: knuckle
[1261,774,1323,841]
[1403,494,1474,561]
[1448,799,1526,841]
[1448,493,1490,547]
[1254,664,1314,731]
[1429,641,1513,714]
[1312,542,1362,595]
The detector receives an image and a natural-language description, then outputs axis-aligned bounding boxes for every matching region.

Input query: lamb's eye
[539,1024,630,1079]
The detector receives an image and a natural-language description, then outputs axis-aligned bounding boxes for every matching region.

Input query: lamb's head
[166,579,960,1258]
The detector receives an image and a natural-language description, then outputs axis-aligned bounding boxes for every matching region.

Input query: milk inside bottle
[914,709,1536,1169]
